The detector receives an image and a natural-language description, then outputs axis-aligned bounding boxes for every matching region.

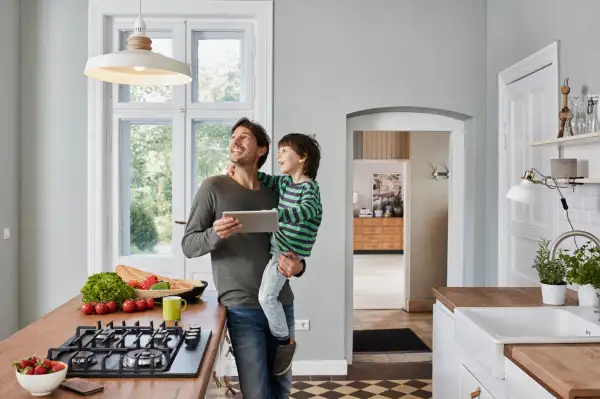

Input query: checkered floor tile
[228,379,432,398]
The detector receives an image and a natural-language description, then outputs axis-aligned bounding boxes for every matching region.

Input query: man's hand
[278,252,304,278]
[213,216,242,239]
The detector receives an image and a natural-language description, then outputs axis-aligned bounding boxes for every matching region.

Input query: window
[88,0,273,283]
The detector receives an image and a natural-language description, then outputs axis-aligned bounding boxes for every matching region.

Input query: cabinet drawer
[381,235,400,242]
[354,218,365,226]
[505,359,554,399]
[354,243,363,250]
[361,242,382,250]
[382,227,402,235]
[354,234,363,242]
[460,365,495,399]
[360,218,382,227]
[382,218,403,226]
[363,235,382,243]
[382,242,402,250]
[356,227,382,235]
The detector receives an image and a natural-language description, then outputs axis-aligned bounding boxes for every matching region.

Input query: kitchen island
[0,292,227,399]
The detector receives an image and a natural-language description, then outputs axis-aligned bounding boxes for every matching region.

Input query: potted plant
[559,241,600,306]
[533,238,567,305]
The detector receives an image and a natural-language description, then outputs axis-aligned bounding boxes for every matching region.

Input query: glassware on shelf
[570,96,585,135]
[586,95,599,133]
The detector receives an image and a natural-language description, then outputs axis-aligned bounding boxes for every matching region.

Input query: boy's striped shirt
[258,172,322,257]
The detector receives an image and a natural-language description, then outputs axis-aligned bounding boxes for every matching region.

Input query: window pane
[118,31,174,103]
[193,120,233,188]
[122,121,173,255]
[193,31,244,103]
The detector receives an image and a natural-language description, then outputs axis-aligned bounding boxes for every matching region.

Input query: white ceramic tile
[353,255,404,310]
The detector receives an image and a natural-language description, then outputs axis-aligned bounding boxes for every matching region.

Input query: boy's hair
[231,117,271,169]
[278,133,321,180]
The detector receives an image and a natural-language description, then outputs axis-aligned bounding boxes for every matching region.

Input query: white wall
[0,0,21,340]
[408,132,450,300]
[353,160,405,210]
[487,0,600,283]
[20,0,89,325]
[276,0,486,362]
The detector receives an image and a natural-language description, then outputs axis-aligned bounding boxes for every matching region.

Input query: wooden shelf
[531,132,600,147]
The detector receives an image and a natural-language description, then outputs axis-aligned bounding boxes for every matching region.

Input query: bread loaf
[114,265,195,290]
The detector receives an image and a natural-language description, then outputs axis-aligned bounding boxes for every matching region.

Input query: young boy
[227,133,322,376]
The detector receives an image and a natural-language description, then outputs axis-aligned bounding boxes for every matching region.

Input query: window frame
[87,0,273,276]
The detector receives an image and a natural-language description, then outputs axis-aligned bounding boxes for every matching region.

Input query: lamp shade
[84,50,192,86]
[84,16,192,86]
[506,179,535,204]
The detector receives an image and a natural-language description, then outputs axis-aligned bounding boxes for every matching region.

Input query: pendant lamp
[84,1,192,86]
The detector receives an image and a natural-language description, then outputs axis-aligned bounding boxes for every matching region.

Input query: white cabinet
[461,365,495,399]
[505,359,555,399]
[433,300,461,398]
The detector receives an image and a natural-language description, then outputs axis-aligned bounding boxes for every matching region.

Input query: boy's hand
[225,163,235,176]
[213,216,242,239]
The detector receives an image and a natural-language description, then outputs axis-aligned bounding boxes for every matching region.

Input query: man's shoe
[273,340,297,376]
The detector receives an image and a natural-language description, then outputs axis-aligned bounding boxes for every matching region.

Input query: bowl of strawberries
[13,356,67,396]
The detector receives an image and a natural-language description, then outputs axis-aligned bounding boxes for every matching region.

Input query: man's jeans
[226,304,294,399]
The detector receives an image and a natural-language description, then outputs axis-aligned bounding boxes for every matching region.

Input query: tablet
[222,209,279,233]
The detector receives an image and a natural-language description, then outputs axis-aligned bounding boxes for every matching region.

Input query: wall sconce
[431,166,450,180]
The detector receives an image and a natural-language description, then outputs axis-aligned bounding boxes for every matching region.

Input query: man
[181,117,305,398]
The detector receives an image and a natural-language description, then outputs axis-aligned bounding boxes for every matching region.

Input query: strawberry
[42,359,53,369]
[33,365,48,375]
[20,366,34,375]
[13,359,34,369]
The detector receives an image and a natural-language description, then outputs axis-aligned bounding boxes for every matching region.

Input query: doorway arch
[345,107,473,362]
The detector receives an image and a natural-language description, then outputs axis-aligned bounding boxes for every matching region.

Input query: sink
[454,306,600,378]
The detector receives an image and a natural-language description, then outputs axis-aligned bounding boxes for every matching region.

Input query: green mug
[162,296,187,321]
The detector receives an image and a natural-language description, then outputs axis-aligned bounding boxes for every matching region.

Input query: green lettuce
[80,272,135,305]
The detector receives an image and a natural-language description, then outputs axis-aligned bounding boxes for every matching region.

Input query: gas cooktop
[46,320,212,378]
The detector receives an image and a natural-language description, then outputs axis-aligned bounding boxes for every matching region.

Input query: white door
[498,49,559,286]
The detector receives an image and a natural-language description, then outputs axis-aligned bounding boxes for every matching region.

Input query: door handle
[470,387,481,398]
[175,220,186,225]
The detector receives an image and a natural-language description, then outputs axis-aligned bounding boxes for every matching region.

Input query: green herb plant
[559,241,600,288]
[80,272,135,305]
[533,238,566,285]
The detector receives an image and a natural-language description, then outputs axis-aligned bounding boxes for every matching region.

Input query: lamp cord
[530,167,578,249]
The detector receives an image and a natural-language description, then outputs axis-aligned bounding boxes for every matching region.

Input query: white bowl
[15,362,68,396]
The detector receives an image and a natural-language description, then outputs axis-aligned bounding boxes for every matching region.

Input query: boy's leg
[258,254,296,376]
[269,304,295,398]
[258,254,290,340]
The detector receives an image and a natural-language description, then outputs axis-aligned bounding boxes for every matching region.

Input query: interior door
[500,65,558,286]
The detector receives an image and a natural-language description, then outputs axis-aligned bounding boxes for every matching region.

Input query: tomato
[145,298,155,309]
[135,299,147,311]
[95,302,108,315]
[81,302,95,315]
[122,299,136,313]
[106,301,118,313]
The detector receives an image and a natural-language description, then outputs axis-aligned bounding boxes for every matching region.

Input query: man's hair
[231,117,271,169]
[278,133,321,180]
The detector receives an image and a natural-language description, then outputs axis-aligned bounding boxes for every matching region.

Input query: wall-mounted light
[431,166,450,180]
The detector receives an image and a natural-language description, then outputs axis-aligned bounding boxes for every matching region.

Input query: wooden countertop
[432,286,579,312]
[0,292,227,399]
[506,344,600,399]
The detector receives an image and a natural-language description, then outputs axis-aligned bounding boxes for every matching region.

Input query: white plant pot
[540,283,567,305]
[578,284,600,307]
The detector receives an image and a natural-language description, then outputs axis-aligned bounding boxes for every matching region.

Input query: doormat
[353,328,431,353]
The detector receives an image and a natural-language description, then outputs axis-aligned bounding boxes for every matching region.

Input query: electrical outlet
[3,228,9,240]
[295,320,310,331]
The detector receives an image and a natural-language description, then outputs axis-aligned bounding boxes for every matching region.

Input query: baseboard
[225,359,348,376]
[406,297,435,312]
[353,250,404,255]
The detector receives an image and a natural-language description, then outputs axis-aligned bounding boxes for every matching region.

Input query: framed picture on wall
[372,173,403,217]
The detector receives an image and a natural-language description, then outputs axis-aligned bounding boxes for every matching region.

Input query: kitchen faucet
[549,230,600,317]
[549,230,600,261]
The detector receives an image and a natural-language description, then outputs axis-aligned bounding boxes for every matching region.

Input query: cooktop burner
[46,320,211,378]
